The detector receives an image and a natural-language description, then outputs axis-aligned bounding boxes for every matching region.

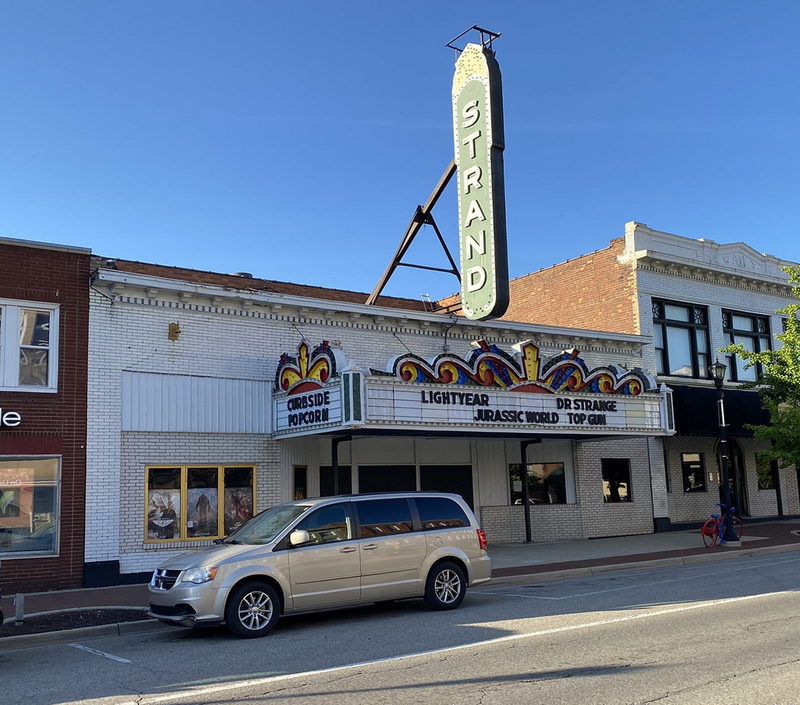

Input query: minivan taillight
[476,529,487,551]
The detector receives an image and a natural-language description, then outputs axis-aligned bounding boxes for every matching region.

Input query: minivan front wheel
[424,561,466,610]
[225,581,280,638]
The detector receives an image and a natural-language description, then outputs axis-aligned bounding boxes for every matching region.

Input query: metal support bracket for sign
[446,25,501,55]
[366,160,459,306]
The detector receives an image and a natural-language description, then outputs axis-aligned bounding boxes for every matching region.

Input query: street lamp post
[709,359,740,543]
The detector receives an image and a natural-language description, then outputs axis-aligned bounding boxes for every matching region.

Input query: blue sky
[3,1,800,301]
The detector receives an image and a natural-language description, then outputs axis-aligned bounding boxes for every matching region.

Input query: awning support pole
[331,435,352,496]
[520,439,541,543]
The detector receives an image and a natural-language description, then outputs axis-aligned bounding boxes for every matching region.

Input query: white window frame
[0,298,59,392]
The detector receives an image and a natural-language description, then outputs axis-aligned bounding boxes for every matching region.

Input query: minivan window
[223,504,310,545]
[295,504,350,544]
[356,498,413,538]
[415,497,470,530]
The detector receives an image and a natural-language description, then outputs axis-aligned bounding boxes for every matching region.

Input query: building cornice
[91,267,651,354]
[619,222,796,296]
[634,258,793,297]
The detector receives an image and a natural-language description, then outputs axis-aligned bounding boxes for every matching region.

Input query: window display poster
[224,487,253,535]
[187,487,218,537]
[0,468,34,529]
[148,490,181,540]
[0,489,21,517]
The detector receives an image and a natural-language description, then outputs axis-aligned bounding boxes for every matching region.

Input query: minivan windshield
[222,504,311,545]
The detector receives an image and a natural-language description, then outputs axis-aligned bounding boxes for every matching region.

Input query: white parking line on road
[481,555,800,600]
[68,643,131,663]
[113,591,790,705]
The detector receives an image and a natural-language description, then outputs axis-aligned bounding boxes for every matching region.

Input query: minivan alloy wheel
[424,561,466,610]
[225,581,281,638]
[239,590,273,629]
[435,569,461,603]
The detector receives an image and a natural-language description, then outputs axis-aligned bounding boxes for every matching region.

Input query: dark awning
[669,384,769,437]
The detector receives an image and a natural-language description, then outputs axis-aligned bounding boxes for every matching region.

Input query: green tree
[723,266,800,469]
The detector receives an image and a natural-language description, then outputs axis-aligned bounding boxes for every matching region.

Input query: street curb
[0,619,168,651]
[1,606,148,625]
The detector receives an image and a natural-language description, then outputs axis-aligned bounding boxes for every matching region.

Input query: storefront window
[187,467,218,538]
[508,462,567,504]
[0,457,59,555]
[681,452,707,492]
[146,465,254,542]
[224,466,254,535]
[756,453,777,490]
[601,458,632,502]
[147,468,181,540]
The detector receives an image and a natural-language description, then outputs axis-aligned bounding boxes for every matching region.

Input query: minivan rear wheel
[424,561,466,610]
[225,581,280,638]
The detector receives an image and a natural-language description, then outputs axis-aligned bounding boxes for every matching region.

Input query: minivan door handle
[362,543,378,551]
[339,546,357,553]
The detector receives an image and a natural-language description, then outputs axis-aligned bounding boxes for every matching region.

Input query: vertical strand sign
[452,43,509,320]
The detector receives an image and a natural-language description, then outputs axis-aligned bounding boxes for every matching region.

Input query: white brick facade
[117,433,280,574]
[86,265,673,579]
[622,222,799,523]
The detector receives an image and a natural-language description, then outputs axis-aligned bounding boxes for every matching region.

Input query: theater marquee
[365,382,665,434]
[273,341,363,437]
[367,340,671,435]
[273,340,675,439]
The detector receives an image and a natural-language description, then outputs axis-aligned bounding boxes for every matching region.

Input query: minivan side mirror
[289,529,310,546]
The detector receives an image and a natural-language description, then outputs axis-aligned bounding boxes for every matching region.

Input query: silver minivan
[147,492,491,638]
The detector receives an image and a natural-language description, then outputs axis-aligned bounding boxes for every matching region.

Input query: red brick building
[0,237,90,592]
[439,237,638,335]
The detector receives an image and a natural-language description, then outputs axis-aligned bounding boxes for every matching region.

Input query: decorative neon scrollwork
[388,340,655,395]
[275,341,338,394]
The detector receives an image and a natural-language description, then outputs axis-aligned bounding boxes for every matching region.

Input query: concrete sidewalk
[2,518,800,647]
[490,518,800,579]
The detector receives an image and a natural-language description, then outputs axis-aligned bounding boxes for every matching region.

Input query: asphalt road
[6,551,800,705]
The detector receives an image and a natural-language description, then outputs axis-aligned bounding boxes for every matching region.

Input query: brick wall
[481,437,654,544]
[117,432,281,575]
[0,241,89,593]
[664,435,793,522]
[574,437,654,537]
[480,504,584,544]
[499,238,638,334]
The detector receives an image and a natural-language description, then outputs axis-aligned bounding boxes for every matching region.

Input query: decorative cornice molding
[622,222,795,296]
[93,269,652,351]
[103,294,643,362]
[636,258,793,297]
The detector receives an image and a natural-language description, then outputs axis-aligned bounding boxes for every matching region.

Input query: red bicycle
[701,504,743,547]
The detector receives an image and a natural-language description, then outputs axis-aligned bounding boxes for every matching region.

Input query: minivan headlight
[180,567,219,584]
